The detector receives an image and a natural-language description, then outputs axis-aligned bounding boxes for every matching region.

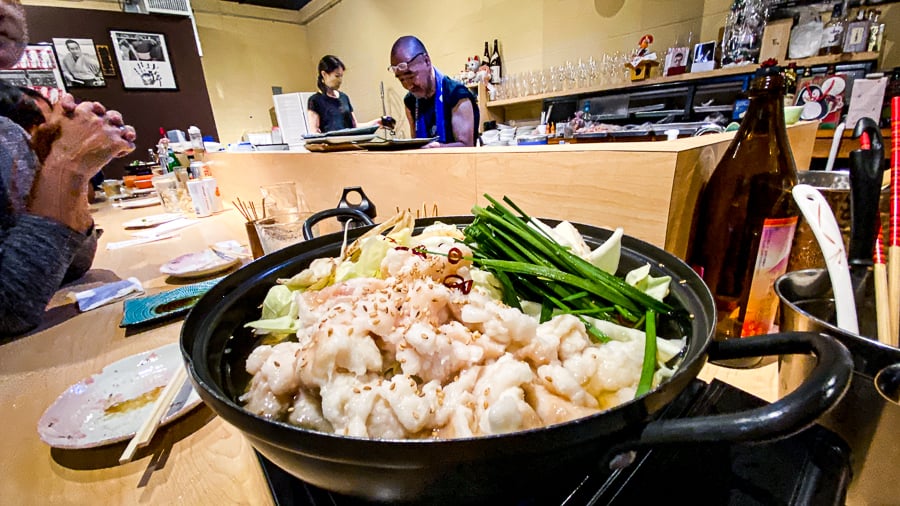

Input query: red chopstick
[888,96,900,343]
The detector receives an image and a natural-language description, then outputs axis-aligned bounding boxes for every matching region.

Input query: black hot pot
[181,216,852,504]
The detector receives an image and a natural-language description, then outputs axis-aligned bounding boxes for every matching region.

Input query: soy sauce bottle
[688,61,799,368]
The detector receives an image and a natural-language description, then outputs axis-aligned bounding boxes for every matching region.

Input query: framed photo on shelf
[691,41,716,73]
[664,46,689,76]
[109,30,177,90]
[2,44,66,102]
[51,38,106,87]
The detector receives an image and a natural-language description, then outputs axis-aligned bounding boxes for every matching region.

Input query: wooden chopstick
[875,230,892,345]
[889,96,900,344]
[118,365,188,464]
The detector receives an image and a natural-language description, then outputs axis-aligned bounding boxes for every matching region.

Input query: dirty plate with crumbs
[37,343,201,449]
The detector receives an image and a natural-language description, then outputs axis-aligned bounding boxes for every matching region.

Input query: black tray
[357,137,437,151]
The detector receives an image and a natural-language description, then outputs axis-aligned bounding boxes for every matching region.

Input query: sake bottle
[688,62,799,368]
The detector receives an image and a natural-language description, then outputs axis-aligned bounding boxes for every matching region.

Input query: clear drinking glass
[151,174,181,213]
[259,181,310,221]
[254,213,316,255]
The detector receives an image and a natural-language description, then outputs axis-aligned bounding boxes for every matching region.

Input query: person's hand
[420,140,441,149]
[28,99,137,232]
[40,99,136,176]
[378,116,397,130]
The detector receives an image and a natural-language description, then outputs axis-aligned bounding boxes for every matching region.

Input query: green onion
[460,194,677,345]
[635,310,657,397]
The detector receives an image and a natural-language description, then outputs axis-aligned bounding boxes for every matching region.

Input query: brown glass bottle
[688,65,799,368]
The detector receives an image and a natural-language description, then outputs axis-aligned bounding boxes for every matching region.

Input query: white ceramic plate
[118,197,162,210]
[122,213,183,229]
[37,343,201,450]
[160,249,241,278]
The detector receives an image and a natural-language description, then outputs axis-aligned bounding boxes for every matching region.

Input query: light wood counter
[0,202,273,506]
[207,120,818,261]
[0,196,777,504]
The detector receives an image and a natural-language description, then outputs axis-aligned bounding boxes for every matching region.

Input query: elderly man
[389,36,479,148]
[0,0,137,336]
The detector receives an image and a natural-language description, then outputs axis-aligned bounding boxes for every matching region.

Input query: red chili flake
[443,274,463,287]
[447,247,463,264]
[442,275,473,294]
[394,246,409,252]
[386,236,398,244]
[412,245,428,258]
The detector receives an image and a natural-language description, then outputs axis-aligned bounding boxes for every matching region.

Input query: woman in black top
[306,55,361,133]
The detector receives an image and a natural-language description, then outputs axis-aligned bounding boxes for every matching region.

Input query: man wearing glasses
[389,36,478,148]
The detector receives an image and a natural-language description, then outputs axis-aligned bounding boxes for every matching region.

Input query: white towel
[73,277,144,312]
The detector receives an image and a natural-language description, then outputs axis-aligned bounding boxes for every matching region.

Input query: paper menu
[845,76,888,129]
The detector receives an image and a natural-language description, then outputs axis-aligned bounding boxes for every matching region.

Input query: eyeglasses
[388,52,425,74]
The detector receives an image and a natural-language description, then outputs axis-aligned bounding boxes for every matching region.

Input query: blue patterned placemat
[120,277,224,327]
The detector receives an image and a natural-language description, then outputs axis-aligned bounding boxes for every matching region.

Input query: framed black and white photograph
[109,30,177,89]
[51,38,105,87]
[3,44,66,102]
[691,41,716,72]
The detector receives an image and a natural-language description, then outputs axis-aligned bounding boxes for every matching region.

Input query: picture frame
[109,30,177,90]
[664,47,689,76]
[95,44,117,77]
[51,38,106,87]
[2,44,66,102]
[691,41,716,73]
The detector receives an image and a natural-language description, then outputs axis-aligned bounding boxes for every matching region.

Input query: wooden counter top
[208,120,817,262]
[0,198,777,504]
[0,201,273,505]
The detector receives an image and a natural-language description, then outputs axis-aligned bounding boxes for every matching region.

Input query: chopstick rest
[118,365,188,464]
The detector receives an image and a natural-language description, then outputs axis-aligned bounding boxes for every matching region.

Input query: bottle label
[741,216,798,337]
[822,26,843,47]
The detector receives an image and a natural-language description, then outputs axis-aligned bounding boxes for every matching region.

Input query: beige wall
[22,0,900,143]
[193,8,311,144]
[305,0,710,137]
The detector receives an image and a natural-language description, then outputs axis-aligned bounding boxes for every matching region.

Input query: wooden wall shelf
[485,52,880,110]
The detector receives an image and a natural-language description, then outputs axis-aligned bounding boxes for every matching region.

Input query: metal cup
[775,268,900,505]
[787,170,890,273]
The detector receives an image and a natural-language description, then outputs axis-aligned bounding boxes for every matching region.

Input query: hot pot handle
[302,208,375,240]
[639,331,852,445]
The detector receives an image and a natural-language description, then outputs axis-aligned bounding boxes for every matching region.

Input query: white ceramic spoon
[792,184,860,334]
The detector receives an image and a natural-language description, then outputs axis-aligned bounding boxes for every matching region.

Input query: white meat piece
[524,383,600,426]
[473,354,540,435]
[239,375,289,420]
[318,374,379,437]
[287,388,333,433]
[536,363,599,409]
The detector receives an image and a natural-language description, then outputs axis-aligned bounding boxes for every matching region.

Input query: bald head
[390,36,427,61]
[0,1,27,69]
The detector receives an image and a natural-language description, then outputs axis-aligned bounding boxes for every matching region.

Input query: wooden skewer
[232,199,250,222]
[119,365,188,465]
[889,249,900,346]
